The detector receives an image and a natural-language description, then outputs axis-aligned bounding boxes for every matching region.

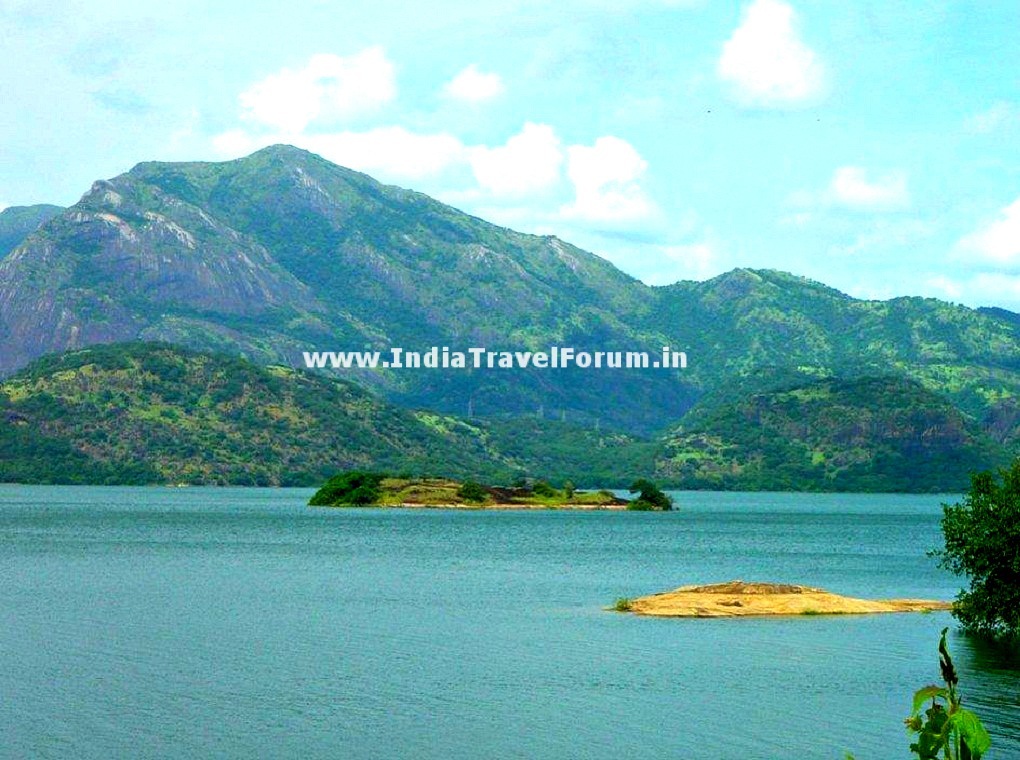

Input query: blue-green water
[1,486,1017,759]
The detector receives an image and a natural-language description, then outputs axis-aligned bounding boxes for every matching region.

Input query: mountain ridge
[1,145,1018,447]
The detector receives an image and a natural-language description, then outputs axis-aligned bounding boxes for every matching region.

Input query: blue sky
[2,0,1018,308]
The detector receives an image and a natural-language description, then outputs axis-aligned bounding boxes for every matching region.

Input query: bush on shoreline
[934,460,1020,642]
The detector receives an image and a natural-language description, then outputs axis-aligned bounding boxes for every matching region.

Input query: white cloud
[778,211,813,228]
[956,198,1020,266]
[645,242,718,284]
[443,64,505,102]
[788,166,910,214]
[964,101,1019,134]
[304,128,467,180]
[211,129,257,158]
[215,60,661,236]
[560,136,653,222]
[837,217,933,255]
[924,275,963,301]
[718,0,825,107]
[469,123,563,196]
[828,166,909,211]
[964,273,1020,306]
[925,272,1020,309]
[239,48,396,133]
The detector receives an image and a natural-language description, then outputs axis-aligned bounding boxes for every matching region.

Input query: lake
[1,486,1017,759]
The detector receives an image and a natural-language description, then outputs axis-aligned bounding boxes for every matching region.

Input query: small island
[308,471,674,510]
[613,580,952,617]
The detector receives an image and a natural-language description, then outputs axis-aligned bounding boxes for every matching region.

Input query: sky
[2,0,1018,308]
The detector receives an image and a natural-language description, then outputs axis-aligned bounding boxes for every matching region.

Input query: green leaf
[911,727,945,760]
[912,685,949,716]
[948,709,992,758]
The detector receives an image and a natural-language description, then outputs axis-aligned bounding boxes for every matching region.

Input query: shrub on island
[627,479,673,511]
[308,470,386,506]
[456,480,489,503]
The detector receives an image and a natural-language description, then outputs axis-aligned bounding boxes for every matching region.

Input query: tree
[308,470,385,506]
[457,480,488,503]
[627,478,673,511]
[532,480,557,497]
[934,460,1020,641]
[562,480,576,499]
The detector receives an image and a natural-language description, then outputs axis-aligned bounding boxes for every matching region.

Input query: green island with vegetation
[308,471,673,510]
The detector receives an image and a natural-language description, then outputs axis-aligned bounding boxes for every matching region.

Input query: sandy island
[619,580,953,617]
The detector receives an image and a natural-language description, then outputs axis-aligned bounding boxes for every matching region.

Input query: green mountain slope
[0,343,515,485]
[1,343,1009,490]
[655,269,1020,429]
[656,376,1010,492]
[0,204,63,257]
[0,342,660,486]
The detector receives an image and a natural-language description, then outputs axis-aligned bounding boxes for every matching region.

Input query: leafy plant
[905,628,991,759]
[934,460,1020,641]
[613,598,633,612]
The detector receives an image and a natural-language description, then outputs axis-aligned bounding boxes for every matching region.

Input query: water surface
[1,486,1017,759]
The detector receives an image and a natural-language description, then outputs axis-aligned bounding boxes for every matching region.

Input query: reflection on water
[954,634,1020,747]
[0,486,1017,759]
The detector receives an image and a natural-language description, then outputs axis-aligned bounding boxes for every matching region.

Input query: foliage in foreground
[847,628,992,760]
[904,628,991,759]
[934,460,1020,641]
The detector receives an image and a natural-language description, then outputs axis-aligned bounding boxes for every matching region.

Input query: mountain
[0,204,63,258]
[0,145,689,433]
[655,268,1020,427]
[1,146,1019,451]
[656,376,1008,492]
[0,342,656,486]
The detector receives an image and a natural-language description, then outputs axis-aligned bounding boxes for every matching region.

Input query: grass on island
[307,471,673,509]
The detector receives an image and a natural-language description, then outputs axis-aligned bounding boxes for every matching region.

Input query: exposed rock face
[0,174,320,374]
[621,580,952,617]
